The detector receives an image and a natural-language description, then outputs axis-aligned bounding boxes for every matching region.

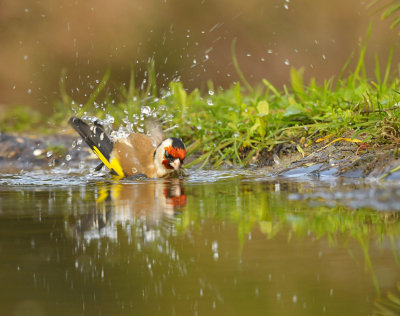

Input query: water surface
[0,169,399,315]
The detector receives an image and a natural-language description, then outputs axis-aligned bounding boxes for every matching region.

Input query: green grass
[0,105,42,133]
[3,28,400,168]
[369,0,400,33]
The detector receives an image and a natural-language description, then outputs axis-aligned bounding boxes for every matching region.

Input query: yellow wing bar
[92,146,125,178]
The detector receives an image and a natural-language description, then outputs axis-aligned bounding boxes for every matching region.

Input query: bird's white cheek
[170,159,181,170]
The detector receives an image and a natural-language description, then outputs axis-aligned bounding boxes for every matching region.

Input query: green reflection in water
[0,178,399,315]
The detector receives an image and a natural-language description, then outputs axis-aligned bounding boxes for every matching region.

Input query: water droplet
[246,53,251,57]
[292,295,297,303]
[104,114,115,124]
[267,49,273,54]
[24,55,28,61]
[141,106,151,115]
[48,158,55,167]
[322,54,326,60]
[65,154,71,161]
[33,149,42,156]
[284,59,290,66]
[284,4,289,9]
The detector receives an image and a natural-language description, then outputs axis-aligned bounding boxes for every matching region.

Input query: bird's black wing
[69,117,115,170]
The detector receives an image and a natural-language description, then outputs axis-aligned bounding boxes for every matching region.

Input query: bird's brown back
[113,133,157,177]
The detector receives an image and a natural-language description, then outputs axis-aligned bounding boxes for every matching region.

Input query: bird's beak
[170,158,181,171]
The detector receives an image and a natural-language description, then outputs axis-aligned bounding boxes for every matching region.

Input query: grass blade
[231,37,253,93]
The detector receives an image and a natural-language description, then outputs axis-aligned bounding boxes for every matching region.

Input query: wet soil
[259,139,400,180]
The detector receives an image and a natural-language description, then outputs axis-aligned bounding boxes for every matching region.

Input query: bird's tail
[69,117,124,177]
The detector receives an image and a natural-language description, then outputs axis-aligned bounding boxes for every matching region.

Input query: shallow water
[1,169,400,315]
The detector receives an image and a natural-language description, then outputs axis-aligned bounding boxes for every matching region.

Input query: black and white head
[154,137,186,177]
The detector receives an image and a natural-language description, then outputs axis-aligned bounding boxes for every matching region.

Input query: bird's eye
[164,150,173,161]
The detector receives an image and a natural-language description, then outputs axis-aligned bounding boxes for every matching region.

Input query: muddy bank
[1,132,400,180]
[259,139,400,180]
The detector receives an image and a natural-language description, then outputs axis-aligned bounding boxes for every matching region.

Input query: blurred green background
[0,0,398,113]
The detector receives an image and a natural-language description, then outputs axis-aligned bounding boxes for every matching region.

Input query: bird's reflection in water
[70,178,186,240]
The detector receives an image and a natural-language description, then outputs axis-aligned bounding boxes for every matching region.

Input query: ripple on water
[2,167,400,212]
[0,168,259,187]
[0,167,106,187]
[184,169,257,183]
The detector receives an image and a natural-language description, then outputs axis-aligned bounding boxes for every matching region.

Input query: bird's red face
[162,145,186,170]
[163,187,187,207]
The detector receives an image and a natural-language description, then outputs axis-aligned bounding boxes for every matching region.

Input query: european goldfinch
[69,117,186,178]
